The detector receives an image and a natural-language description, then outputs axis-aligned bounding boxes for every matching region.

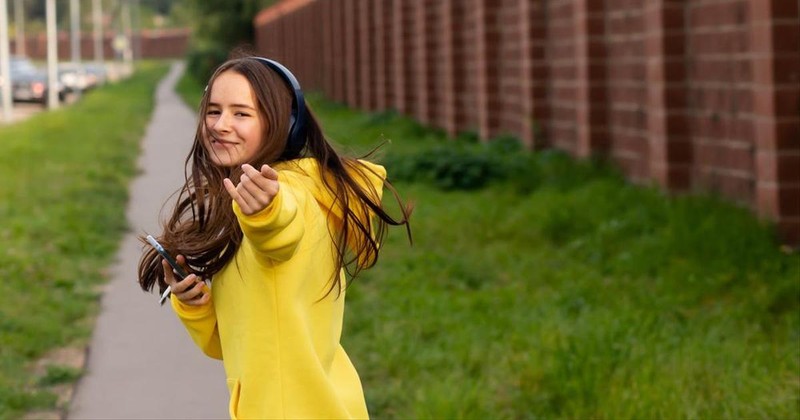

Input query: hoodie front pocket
[226,378,241,420]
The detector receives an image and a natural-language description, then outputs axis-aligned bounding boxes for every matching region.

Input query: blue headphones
[251,57,308,160]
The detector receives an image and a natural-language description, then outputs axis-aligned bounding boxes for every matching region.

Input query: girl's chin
[208,153,246,168]
[213,160,244,168]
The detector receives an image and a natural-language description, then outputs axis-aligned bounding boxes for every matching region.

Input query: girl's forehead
[209,71,256,103]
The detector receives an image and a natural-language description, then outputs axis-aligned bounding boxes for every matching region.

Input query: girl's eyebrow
[207,101,256,110]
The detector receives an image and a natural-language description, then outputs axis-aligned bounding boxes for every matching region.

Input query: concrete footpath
[68,61,229,419]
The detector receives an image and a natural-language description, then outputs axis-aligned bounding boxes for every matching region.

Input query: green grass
[182,74,799,419]
[0,61,169,418]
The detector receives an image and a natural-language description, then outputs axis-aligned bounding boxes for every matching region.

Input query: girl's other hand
[163,255,210,306]
[223,163,280,216]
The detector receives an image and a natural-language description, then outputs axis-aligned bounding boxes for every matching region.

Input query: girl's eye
[206,110,221,116]
[235,112,250,117]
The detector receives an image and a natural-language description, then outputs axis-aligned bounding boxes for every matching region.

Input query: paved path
[68,61,229,419]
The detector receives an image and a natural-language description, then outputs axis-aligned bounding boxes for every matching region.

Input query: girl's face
[203,70,265,168]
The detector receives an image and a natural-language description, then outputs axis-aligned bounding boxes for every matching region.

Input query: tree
[181,0,278,81]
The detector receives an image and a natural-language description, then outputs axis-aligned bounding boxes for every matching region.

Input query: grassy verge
[0,61,169,418]
[177,76,799,418]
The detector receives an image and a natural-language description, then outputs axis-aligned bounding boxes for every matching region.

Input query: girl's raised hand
[163,255,209,306]
[224,164,280,216]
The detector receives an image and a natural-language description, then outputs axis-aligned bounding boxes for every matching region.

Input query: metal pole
[71,0,80,63]
[46,0,58,109]
[133,0,140,60]
[122,0,131,68]
[93,0,103,64]
[1,0,13,122]
[70,0,81,98]
[13,0,22,56]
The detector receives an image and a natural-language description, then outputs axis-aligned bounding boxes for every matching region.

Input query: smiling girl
[137,56,412,419]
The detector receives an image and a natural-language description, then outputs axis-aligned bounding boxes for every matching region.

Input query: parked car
[82,62,109,87]
[8,56,67,105]
[58,63,91,93]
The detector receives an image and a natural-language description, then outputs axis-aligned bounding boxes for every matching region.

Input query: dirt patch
[23,345,89,420]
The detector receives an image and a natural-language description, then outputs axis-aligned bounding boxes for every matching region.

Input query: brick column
[331,3,346,104]
[309,6,320,87]
[474,0,502,141]
[438,0,458,137]
[287,14,298,73]
[373,0,387,111]
[320,0,333,95]
[298,7,313,87]
[460,1,481,135]
[281,19,291,63]
[381,0,396,111]
[528,0,549,149]
[751,0,800,244]
[344,0,360,107]
[358,0,373,110]
[412,0,429,123]
[400,1,418,116]
[392,0,407,113]
[517,0,535,148]
[645,0,691,190]
[574,0,609,157]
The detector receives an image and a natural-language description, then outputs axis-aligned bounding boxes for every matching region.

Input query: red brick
[757,151,800,183]
[758,184,800,217]
[754,119,800,151]
[751,0,800,21]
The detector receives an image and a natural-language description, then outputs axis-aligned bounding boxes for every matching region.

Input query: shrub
[383,136,617,194]
[185,44,230,84]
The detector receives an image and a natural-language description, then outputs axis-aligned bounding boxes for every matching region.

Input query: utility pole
[46,0,58,109]
[13,0,22,56]
[133,0,141,60]
[93,0,104,65]
[1,0,12,123]
[121,0,132,69]
[71,0,80,63]
[70,0,81,98]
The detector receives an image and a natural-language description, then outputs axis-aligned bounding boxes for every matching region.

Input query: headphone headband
[251,57,308,160]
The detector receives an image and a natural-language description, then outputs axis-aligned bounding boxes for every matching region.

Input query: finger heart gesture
[224,164,280,215]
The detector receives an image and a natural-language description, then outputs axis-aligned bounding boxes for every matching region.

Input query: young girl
[137,56,411,419]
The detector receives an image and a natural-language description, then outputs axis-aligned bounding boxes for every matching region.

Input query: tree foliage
[180,0,278,82]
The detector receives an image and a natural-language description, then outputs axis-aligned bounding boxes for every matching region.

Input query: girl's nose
[213,112,232,132]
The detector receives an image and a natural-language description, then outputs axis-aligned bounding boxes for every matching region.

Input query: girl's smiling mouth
[210,137,237,148]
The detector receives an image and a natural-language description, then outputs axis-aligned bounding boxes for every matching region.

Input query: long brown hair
[137,57,412,298]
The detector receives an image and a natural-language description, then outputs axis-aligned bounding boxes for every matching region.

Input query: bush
[383,136,618,194]
[185,44,230,84]
[385,144,506,190]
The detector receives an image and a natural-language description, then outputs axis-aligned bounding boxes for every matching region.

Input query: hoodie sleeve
[170,284,223,360]
[232,171,308,264]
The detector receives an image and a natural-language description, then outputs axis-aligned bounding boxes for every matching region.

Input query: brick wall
[11,28,190,60]
[254,0,800,245]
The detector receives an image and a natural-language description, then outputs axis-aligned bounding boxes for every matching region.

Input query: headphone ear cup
[253,57,307,159]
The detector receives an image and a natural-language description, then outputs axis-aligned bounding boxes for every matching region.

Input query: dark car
[9,56,66,105]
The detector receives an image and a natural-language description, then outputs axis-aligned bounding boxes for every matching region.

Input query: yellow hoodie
[171,158,384,419]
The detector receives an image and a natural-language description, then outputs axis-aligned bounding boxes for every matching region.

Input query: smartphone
[145,235,188,304]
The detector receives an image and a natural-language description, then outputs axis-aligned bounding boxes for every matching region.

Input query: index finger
[260,164,278,180]
[162,254,189,286]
